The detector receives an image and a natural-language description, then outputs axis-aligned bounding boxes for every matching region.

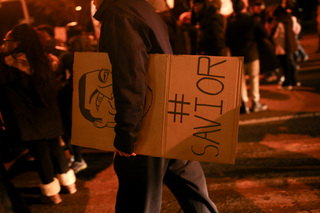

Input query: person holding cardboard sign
[93,0,218,212]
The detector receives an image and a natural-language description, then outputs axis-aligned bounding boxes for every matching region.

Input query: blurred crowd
[157,0,308,113]
[0,0,310,210]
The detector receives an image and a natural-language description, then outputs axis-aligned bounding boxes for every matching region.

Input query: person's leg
[241,63,249,104]
[47,137,69,174]
[113,154,166,213]
[279,54,293,87]
[240,63,250,114]
[70,145,87,174]
[48,138,77,194]
[246,59,267,112]
[26,140,62,204]
[297,38,308,61]
[245,59,260,103]
[288,53,299,86]
[62,134,73,156]
[164,159,218,213]
[73,145,83,162]
[26,140,55,184]
[60,93,87,173]
[277,55,287,85]
[58,91,74,161]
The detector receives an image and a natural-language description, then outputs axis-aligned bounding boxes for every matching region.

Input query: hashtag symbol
[168,94,190,123]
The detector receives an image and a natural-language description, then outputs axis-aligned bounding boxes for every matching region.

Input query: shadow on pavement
[238,116,320,143]
[76,151,114,180]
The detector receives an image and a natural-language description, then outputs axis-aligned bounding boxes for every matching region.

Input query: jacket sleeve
[0,62,18,85]
[254,18,268,40]
[101,15,151,154]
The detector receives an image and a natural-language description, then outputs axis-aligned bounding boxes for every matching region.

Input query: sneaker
[68,155,75,167]
[264,74,278,83]
[71,160,87,174]
[278,76,285,85]
[251,102,268,112]
[240,103,250,114]
[282,85,293,90]
[302,55,309,62]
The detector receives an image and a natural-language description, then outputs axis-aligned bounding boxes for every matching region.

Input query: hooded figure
[191,0,227,56]
[232,0,245,14]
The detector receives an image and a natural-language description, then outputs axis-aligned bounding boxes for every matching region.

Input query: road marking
[239,112,320,126]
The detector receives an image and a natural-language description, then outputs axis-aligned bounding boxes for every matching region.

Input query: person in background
[0,23,77,204]
[93,0,219,212]
[226,0,268,114]
[178,3,198,55]
[252,0,281,84]
[56,22,95,174]
[36,23,88,174]
[171,0,190,21]
[292,16,308,64]
[191,0,227,56]
[252,0,267,26]
[154,1,187,54]
[284,1,309,64]
[36,24,66,58]
[317,0,320,52]
[37,23,87,173]
[271,4,299,90]
[177,7,194,54]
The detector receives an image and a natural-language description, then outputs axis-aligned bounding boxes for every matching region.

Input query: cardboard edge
[230,57,244,164]
[71,52,115,152]
[71,52,81,148]
[161,54,171,156]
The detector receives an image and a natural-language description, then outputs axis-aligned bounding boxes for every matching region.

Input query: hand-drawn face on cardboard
[79,69,116,128]
[78,68,153,129]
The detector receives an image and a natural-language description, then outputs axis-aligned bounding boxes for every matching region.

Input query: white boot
[56,169,77,194]
[40,178,62,204]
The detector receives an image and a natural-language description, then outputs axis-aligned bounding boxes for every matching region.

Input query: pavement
[4,33,320,213]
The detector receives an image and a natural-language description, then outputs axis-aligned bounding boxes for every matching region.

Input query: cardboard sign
[72,52,243,164]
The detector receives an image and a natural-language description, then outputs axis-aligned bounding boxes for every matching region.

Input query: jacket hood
[191,2,218,25]
[93,0,117,22]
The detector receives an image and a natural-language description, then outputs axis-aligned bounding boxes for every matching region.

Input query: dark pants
[114,154,218,213]
[277,53,298,86]
[26,138,69,184]
[59,88,83,162]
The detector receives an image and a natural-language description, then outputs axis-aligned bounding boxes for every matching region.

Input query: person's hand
[114,149,136,157]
